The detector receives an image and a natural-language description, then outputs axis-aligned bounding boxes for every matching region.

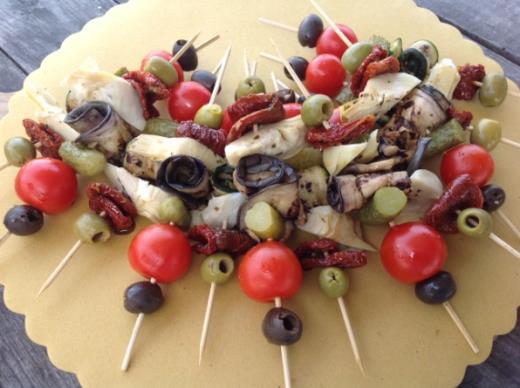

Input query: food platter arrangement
[0,0,519,387]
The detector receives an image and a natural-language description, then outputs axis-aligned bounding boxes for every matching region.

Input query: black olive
[262,307,303,345]
[415,271,456,304]
[298,14,324,48]
[124,281,164,314]
[296,95,306,104]
[191,69,221,94]
[275,88,296,104]
[172,39,198,71]
[399,48,428,81]
[481,184,506,212]
[284,56,309,81]
[3,205,44,236]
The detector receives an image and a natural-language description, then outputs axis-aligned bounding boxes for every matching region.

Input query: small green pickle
[424,119,466,158]
[359,186,408,225]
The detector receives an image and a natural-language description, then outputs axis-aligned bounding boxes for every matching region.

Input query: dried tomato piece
[188,224,217,255]
[351,45,388,96]
[453,64,485,100]
[359,55,400,94]
[423,174,484,233]
[22,119,63,159]
[447,106,473,129]
[86,182,137,234]
[227,93,276,122]
[123,70,170,120]
[305,115,376,149]
[214,229,256,254]
[176,121,227,156]
[295,238,367,270]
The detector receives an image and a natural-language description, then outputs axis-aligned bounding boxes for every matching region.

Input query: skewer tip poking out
[309,0,353,47]
[442,301,479,354]
[209,45,232,105]
[0,162,9,172]
[170,31,201,63]
[198,281,217,366]
[500,137,520,149]
[269,39,310,98]
[195,34,220,52]
[488,232,520,260]
[243,48,250,78]
[250,60,258,77]
[0,231,11,247]
[337,296,366,375]
[271,71,279,92]
[258,17,298,33]
[496,209,520,240]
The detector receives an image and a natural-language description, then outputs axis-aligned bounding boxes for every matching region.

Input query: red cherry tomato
[305,54,346,97]
[238,241,303,303]
[380,222,447,284]
[15,158,77,214]
[221,107,233,134]
[329,107,341,125]
[440,144,494,187]
[316,24,358,59]
[140,50,184,82]
[168,81,211,121]
[283,103,302,119]
[128,224,192,284]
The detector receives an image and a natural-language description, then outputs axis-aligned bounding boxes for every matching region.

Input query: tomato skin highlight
[380,222,447,284]
[305,54,346,97]
[220,107,233,134]
[440,144,494,187]
[128,224,192,284]
[15,158,77,214]
[140,50,184,82]
[168,81,211,121]
[316,24,358,59]
[239,241,303,303]
[283,103,302,119]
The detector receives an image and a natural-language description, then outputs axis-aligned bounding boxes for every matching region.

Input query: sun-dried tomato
[351,45,388,96]
[86,182,138,234]
[22,119,63,159]
[358,55,400,95]
[295,238,367,270]
[423,174,484,233]
[305,115,376,149]
[447,106,473,129]
[176,121,227,156]
[453,64,485,100]
[188,224,256,255]
[123,71,170,120]
[188,224,217,255]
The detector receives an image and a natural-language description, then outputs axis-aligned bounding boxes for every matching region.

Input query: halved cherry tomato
[140,50,184,82]
[440,144,494,187]
[15,158,77,215]
[238,241,302,303]
[380,222,447,284]
[283,103,302,119]
[305,54,346,97]
[168,81,211,121]
[221,107,233,134]
[329,107,341,125]
[128,224,192,284]
[316,24,358,59]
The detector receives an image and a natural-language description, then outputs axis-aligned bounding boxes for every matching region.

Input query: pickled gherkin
[244,201,285,240]
[359,187,408,225]
[424,119,466,158]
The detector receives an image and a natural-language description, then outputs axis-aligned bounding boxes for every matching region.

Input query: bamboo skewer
[0,163,9,172]
[472,81,520,98]
[258,17,298,33]
[209,45,233,105]
[195,34,220,51]
[337,296,366,375]
[309,0,353,47]
[500,137,520,149]
[198,281,217,366]
[170,31,201,64]
[271,71,279,92]
[260,52,284,64]
[274,297,292,388]
[0,231,11,247]
[243,49,250,78]
[488,232,520,260]
[496,209,520,240]
[250,60,258,77]
[443,301,479,353]
[275,79,302,99]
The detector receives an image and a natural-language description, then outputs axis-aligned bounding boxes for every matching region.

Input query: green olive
[341,42,373,74]
[235,76,266,99]
[144,56,178,87]
[58,141,107,176]
[74,213,111,244]
[158,196,190,228]
[319,267,349,298]
[200,253,234,284]
[389,38,403,58]
[479,73,508,107]
[144,118,178,137]
[114,67,129,77]
[457,208,493,238]
[470,118,502,151]
[301,94,334,127]
[194,103,224,129]
[4,137,36,167]
[244,201,285,240]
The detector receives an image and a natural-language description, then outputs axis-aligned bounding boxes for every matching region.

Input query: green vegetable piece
[58,141,107,177]
[335,84,355,105]
[359,186,408,225]
[389,38,402,58]
[235,76,266,99]
[158,196,191,228]
[194,103,224,129]
[114,67,129,77]
[341,41,373,74]
[424,119,466,158]
[74,213,111,244]
[201,253,234,285]
[471,118,502,151]
[301,94,334,127]
[319,267,349,298]
[244,201,285,240]
[457,208,492,238]
[410,40,438,68]
[368,35,390,51]
[285,147,323,170]
[144,56,178,87]
[211,164,237,194]
[4,137,36,167]
[479,73,508,107]
[143,118,178,137]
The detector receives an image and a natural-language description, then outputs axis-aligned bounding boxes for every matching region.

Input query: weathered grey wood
[0,52,27,92]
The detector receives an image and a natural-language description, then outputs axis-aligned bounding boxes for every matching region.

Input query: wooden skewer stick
[0,163,9,172]
[309,0,353,47]
[271,71,280,92]
[170,31,201,64]
[488,232,520,260]
[250,60,258,77]
[337,296,366,375]
[443,301,479,353]
[258,17,298,33]
[198,281,217,366]
[274,297,292,388]
[0,231,11,247]
[37,240,83,296]
[496,209,520,240]
[260,52,284,64]
[243,49,250,78]
[472,81,520,98]
[195,34,220,51]
[500,137,520,149]
[121,278,157,371]
[209,45,233,105]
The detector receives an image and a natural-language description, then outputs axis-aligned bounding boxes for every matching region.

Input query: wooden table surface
[0,1,519,387]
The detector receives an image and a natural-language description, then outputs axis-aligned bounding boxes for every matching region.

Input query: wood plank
[0,51,26,92]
